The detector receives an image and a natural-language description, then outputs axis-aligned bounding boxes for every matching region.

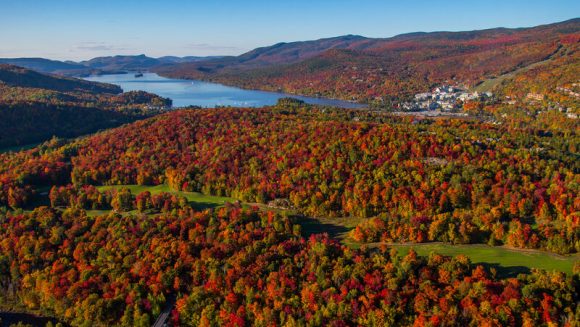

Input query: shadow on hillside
[0,312,68,327]
[189,201,222,211]
[21,186,51,210]
[476,262,531,278]
[295,216,352,240]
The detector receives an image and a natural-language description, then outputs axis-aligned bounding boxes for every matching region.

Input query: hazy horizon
[1,0,579,61]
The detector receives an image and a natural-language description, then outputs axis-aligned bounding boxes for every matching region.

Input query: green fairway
[390,243,578,276]
[84,209,119,217]
[295,216,578,276]
[96,184,236,210]
[81,191,580,276]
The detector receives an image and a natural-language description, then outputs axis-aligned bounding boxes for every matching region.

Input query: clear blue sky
[0,0,578,61]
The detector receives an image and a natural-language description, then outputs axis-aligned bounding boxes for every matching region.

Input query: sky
[0,0,578,61]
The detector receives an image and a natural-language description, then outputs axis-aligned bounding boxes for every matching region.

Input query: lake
[84,73,365,108]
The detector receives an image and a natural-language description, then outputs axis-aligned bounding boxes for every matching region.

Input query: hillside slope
[0,64,170,147]
[495,37,579,111]
[0,64,121,93]
[158,34,379,75]
[80,54,162,71]
[0,106,577,327]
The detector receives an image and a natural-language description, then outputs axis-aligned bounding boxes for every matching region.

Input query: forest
[0,206,578,326]
[0,96,577,326]
[1,105,578,251]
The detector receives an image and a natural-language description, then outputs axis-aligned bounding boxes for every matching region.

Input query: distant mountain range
[154,18,580,103]
[0,58,90,76]
[1,18,578,104]
[155,18,580,74]
[0,55,223,76]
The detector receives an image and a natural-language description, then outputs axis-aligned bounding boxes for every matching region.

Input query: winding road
[152,294,176,327]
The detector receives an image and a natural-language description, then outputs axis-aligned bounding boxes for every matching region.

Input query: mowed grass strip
[84,192,580,276]
[96,184,236,210]
[296,216,578,276]
[391,243,579,276]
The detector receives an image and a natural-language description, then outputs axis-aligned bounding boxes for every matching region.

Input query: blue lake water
[84,73,365,108]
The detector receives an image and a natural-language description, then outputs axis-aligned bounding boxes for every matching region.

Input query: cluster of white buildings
[556,84,580,99]
[400,85,493,111]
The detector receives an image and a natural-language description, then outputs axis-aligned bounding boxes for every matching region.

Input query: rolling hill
[154,34,378,76]
[0,64,121,94]
[1,103,578,325]
[156,55,224,63]
[0,64,170,148]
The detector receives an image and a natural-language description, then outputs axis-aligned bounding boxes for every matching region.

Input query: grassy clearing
[34,184,578,276]
[21,184,235,217]
[386,243,577,276]
[85,209,120,217]
[96,184,236,211]
[295,216,578,276]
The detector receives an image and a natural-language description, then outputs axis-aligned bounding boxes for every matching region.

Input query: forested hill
[0,64,121,94]
[154,18,580,103]
[0,64,171,148]
[0,104,577,326]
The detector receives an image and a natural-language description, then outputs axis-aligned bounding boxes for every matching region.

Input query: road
[152,294,176,327]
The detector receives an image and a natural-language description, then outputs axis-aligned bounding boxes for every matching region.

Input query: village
[400,85,493,112]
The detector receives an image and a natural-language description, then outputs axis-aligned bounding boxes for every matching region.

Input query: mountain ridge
[0,54,221,76]
[154,18,580,103]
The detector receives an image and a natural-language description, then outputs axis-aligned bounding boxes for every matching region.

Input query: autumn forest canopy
[0,103,578,326]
